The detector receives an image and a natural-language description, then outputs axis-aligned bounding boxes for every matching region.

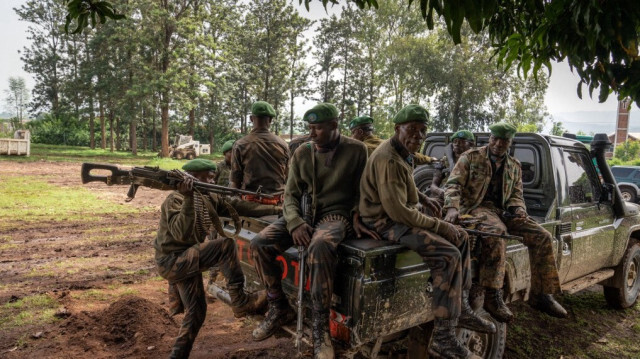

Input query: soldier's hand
[177,177,194,196]
[434,219,468,245]
[444,208,459,223]
[513,207,527,218]
[430,185,444,198]
[292,223,313,247]
[420,195,442,218]
[353,212,382,240]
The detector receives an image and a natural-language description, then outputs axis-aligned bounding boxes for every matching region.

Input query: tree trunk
[152,103,157,152]
[109,111,114,152]
[451,81,464,131]
[116,117,122,151]
[100,101,106,150]
[141,107,147,151]
[188,108,195,136]
[130,115,137,156]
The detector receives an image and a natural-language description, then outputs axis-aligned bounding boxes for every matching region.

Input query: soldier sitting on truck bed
[349,115,436,164]
[155,159,282,359]
[443,122,568,322]
[429,130,475,206]
[359,105,495,359]
[250,103,377,359]
[230,101,290,204]
[214,140,234,186]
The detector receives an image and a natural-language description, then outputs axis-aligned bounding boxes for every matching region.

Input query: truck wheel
[413,165,436,193]
[456,308,506,359]
[619,187,637,202]
[603,242,640,309]
[186,153,195,160]
[174,152,184,160]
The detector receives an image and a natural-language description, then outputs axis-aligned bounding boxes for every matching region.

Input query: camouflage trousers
[365,218,471,320]
[470,203,561,295]
[251,216,350,312]
[156,237,245,357]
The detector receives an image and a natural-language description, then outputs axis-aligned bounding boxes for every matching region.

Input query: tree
[615,141,640,162]
[4,77,30,122]
[550,120,565,136]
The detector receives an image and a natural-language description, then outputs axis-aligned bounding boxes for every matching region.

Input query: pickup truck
[210,132,640,358]
[611,166,640,203]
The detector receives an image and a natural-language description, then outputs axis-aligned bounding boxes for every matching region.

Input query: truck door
[560,148,616,282]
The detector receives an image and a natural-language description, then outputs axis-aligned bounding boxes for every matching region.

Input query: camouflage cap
[393,104,429,124]
[251,101,276,118]
[451,130,475,142]
[221,140,235,153]
[182,158,217,172]
[348,116,374,130]
[303,103,339,124]
[489,122,517,139]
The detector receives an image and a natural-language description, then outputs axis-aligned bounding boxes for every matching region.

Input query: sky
[1,0,637,135]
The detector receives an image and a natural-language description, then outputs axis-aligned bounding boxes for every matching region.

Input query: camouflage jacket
[214,160,231,187]
[154,192,279,260]
[444,146,526,214]
[230,128,290,193]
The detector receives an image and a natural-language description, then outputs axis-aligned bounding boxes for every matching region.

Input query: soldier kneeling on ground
[154,159,281,359]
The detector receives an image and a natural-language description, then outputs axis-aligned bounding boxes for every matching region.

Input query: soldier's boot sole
[458,311,497,334]
[251,306,296,341]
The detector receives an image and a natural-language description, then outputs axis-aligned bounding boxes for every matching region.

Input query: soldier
[155,159,281,359]
[348,115,436,163]
[288,134,312,154]
[251,103,376,359]
[430,130,475,203]
[443,122,568,323]
[214,140,234,186]
[230,101,290,203]
[359,105,494,359]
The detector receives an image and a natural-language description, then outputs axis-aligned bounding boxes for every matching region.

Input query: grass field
[0,143,223,169]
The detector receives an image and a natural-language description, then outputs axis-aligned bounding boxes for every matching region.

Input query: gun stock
[81,162,133,185]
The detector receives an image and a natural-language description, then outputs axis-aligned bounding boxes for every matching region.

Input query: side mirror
[600,183,615,203]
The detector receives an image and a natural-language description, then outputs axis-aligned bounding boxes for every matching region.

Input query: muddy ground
[1,160,639,358]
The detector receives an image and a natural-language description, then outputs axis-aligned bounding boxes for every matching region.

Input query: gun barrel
[295,246,306,351]
[464,228,522,241]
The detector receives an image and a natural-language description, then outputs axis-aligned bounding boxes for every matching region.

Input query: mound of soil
[56,295,178,358]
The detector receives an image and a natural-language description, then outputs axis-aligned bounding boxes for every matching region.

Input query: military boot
[483,288,514,323]
[458,291,496,333]
[312,310,334,359]
[228,283,268,318]
[169,338,193,359]
[529,293,568,318]
[252,296,296,341]
[428,319,481,359]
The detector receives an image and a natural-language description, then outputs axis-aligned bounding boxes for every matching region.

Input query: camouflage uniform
[214,160,231,187]
[252,136,367,312]
[230,128,290,193]
[444,146,561,294]
[359,138,472,319]
[288,135,312,155]
[155,191,279,357]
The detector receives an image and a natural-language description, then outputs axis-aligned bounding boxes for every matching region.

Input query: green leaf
[577,81,583,99]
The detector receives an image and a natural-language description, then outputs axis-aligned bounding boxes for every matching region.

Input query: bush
[614,141,640,162]
[27,114,90,146]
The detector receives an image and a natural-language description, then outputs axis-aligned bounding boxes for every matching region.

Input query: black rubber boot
[228,283,268,318]
[483,288,514,323]
[428,319,481,359]
[458,291,496,333]
[169,339,192,359]
[312,310,334,359]
[252,296,296,341]
[529,293,568,318]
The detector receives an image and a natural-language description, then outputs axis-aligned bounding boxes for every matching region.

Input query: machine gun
[81,162,279,202]
[295,190,314,353]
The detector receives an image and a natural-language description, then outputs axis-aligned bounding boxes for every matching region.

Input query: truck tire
[413,164,436,193]
[186,152,195,160]
[619,187,637,203]
[457,308,506,359]
[603,242,640,309]
[174,152,184,160]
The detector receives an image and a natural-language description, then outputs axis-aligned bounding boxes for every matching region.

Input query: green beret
[251,101,276,118]
[393,104,429,124]
[303,103,339,124]
[451,130,475,142]
[182,159,217,172]
[349,116,374,130]
[221,140,235,153]
[489,122,517,139]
